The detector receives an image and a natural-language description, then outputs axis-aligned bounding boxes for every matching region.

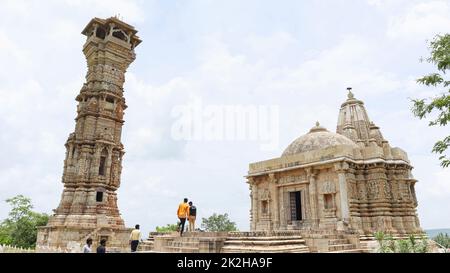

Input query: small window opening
[112,29,127,42]
[324,194,334,209]
[96,28,106,39]
[96,192,104,202]
[99,149,107,176]
[261,200,268,215]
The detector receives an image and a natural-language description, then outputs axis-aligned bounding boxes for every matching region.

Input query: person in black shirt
[97,239,107,253]
[188,201,197,232]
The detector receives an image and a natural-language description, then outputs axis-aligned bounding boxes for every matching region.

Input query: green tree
[201,213,238,232]
[0,195,49,248]
[433,232,450,248]
[412,34,450,168]
[155,224,178,233]
[0,222,13,245]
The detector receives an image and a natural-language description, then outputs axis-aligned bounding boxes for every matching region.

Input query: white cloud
[387,0,450,40]
[0,30,31,74]
[61,0,145,23]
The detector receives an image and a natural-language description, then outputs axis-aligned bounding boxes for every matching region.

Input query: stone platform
[138,230,379,253]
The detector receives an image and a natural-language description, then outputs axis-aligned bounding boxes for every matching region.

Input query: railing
[0,244,75,253]
[0,245,35,253]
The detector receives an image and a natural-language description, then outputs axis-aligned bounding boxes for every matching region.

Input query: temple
[36,17,141,251]
[247,89,422,235]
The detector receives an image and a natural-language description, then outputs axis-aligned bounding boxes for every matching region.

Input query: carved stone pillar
[307,167,319,228]
[248,178,258,231]
[268,173,279,230]
[335,162,350,220]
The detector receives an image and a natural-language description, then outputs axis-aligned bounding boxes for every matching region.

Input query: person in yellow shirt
[177,198,190,236]
[129,224,141,252]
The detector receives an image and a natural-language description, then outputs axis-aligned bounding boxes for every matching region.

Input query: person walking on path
[96,239,107,253]
[188,201,197,232]
[130,224,141,252]
[83,238,93,253]
[177,198,190,236]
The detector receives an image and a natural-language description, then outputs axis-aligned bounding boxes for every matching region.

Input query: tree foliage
[201,213,238,232]
[412,34,450,168]
[155,224,178,233]
[433,232,450,248]
[0,195,49,248]
[374,231,428,253]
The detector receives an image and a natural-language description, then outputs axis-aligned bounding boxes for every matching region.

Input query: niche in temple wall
[257,181,270,219]
[101,96,116,113]
[318,179,337,218]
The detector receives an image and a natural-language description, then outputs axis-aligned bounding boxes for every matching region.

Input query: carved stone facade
[248,90,422,235]
[37,17,142,251]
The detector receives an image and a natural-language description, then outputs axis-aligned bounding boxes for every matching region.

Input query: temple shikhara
[37,17,141,251]
[247,90,422,236]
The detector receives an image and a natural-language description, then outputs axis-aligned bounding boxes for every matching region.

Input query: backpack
[189,206,197,216]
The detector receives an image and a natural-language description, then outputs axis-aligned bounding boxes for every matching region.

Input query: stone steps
[222,235,310,253]
[171,240,198,246]
[137,239,154,252]
[222,245,310,253]
[166,246,200,253]
[163,238,201,253]
[224,239,306,246]
[226,236,304,241]
[328,244,356,252]
[328,239,349,245]
[328,249,368,253]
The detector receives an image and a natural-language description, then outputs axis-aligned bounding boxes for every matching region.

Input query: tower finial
[316,121,320,127]
[347,87,354,99]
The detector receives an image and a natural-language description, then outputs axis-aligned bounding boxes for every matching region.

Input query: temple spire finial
[347,87,354,100]
[316,121,320,127]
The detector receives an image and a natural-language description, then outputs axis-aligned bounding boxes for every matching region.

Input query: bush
[433,233,450,248]
[374,231,428,253]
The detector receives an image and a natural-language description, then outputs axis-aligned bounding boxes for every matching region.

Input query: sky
[0,0,449,237]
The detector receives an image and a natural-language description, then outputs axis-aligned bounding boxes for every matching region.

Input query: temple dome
[282,122,358,156]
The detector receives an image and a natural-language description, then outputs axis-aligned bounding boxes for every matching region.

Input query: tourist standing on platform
[188,201,197,232]
[177,198,190,236]
[130,224,142,252]
[83,238,93,253]
[96,239,107,253]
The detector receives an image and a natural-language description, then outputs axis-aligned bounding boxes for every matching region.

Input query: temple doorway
[290,191,302,221]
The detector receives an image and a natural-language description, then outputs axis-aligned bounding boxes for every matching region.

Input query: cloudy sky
[0,0,449,236]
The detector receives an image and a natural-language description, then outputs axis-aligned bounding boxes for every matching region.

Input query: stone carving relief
[110,153,121,187]
[84,154,92,179]
[383,181,392,199]
[87,97,98,111]
[320,181,336,194]
[278,174,307,184]
[399,182,410,200]
[355,177,367,200]
[348,182,357,199]
[367,180,379,199]
[115,103,124,120]
[259,189,270,201]
[97,129,114,142]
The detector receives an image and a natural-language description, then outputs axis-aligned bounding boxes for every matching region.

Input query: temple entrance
[289,191,302,221]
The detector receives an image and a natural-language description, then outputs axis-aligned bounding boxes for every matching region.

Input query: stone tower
[37,17,141,251]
